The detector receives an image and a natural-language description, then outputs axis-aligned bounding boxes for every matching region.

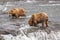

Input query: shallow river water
[0,1,60,40]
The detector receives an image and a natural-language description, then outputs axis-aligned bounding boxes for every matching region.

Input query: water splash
[1,24,60,40]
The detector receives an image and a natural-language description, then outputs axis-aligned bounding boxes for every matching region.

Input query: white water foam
[1,25,60,40]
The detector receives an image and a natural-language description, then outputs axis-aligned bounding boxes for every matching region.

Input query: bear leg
[45,20,48,27]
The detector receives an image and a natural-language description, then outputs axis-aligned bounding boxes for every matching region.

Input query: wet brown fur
[9,8,26,18]
[28,12,48,27]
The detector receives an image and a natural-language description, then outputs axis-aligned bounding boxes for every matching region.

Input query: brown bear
[28,12,48,27]
[9,8,26,18]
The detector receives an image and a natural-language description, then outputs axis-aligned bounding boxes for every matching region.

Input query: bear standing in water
[9,8,26,18]
[28,12,48,27]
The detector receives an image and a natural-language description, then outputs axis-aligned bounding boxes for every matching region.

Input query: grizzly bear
[9,8,26,18]
[28,12,48,27]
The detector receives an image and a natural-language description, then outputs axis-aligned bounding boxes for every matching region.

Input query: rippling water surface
[0,1,60,40]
